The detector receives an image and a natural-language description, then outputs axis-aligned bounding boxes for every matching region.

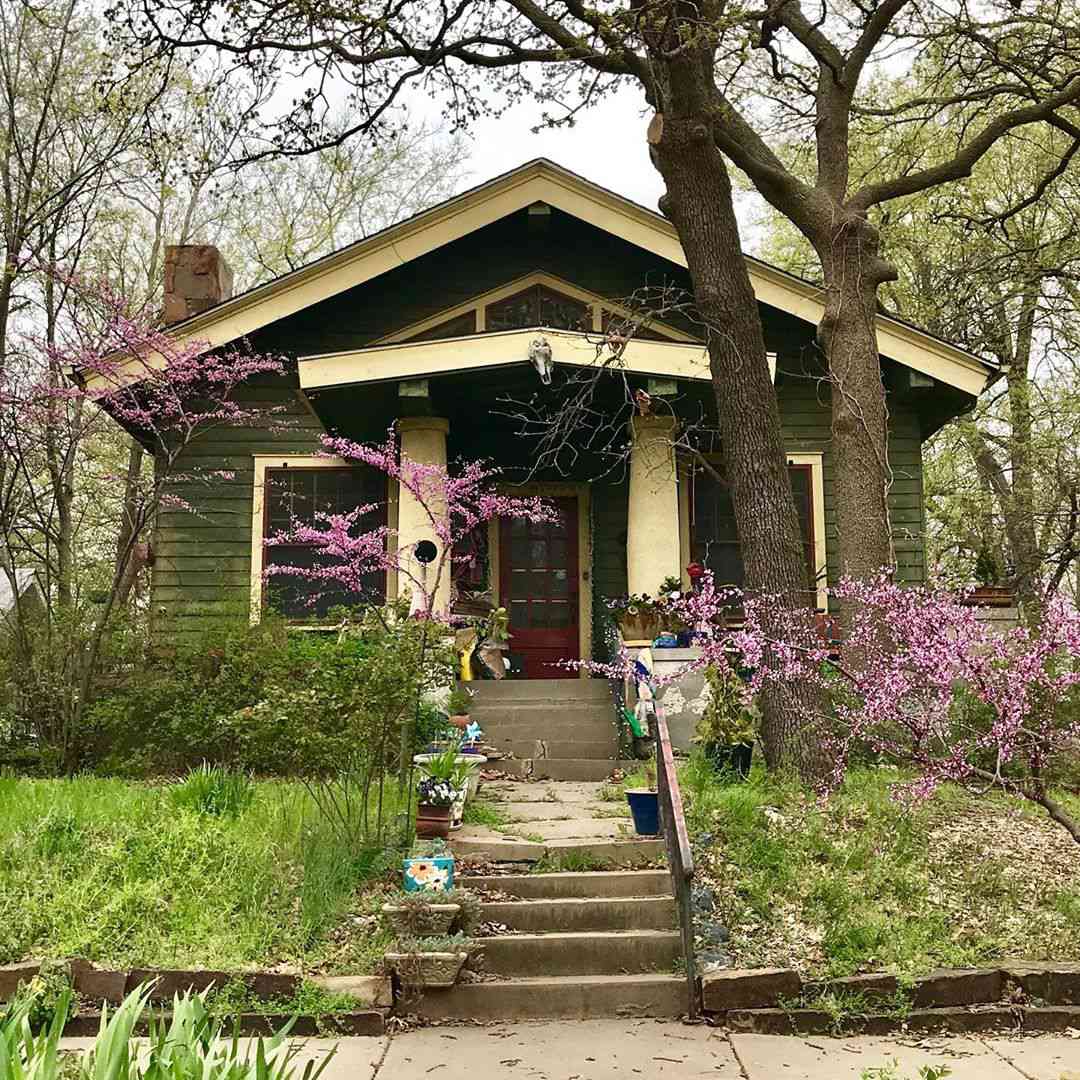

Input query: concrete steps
[449,834,664,865]
[488,758,635,782]
[411,973,688,1021]
[463,870,672,898]
[478,896,677,932]
[472,678,610,702]
[494,739,619,761]
[410,865,687,1019]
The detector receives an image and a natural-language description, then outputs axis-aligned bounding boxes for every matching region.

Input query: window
[691,462,818,596]
[263,466,387,618]
[485,285,591,332]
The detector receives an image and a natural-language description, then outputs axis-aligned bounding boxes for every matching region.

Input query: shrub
[170,764,255,818]
[82,603,454,777]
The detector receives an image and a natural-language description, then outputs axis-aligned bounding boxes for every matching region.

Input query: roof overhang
[86,159,995,399]
[299,327,759,389]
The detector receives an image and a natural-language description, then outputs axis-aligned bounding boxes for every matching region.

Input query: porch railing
[648,694,700,1021]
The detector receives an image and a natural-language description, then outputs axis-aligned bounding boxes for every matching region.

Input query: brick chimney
[163,245,234,324]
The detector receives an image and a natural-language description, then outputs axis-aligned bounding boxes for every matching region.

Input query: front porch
[243,327,830,676]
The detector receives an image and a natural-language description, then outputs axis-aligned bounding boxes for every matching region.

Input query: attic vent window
[486,285,590,333]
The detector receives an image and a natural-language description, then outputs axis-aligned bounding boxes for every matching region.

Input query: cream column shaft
[396,417,451,614]
[626,414,681,596]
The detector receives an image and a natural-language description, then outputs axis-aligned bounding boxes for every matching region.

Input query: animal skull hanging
[528,336,554,385]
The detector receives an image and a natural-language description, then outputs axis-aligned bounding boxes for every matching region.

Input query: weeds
[0,777,393,972]
[170,764,255,818]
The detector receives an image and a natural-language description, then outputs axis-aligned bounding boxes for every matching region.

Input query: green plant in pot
[446,685,472,730]
[382,888,462,936]
[694,665,759,779]
[415,777,456,839]
[625,764,661,836]
[384,932,473,988]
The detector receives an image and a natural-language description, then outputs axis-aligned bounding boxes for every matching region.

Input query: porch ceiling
[297,327,733,391]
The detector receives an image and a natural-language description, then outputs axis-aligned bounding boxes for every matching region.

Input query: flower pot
[381,902,461,936]
[625,789,661,836]
[449,714,470,730]
[385,951,468,988]
[403,854,454,892]
[416,803,452,839]
[616,612,663,645]
[703,741,753,779]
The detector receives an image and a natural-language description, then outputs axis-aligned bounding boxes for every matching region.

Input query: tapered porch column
[626,414,682,596]
[396,416,451,614]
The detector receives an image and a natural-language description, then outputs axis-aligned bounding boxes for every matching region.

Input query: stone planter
[385,951,468,988]
[381,902,461,936]
[616,612,663,646]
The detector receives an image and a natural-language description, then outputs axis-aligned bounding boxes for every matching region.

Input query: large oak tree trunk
[814,219,895,583]
[646,54,825,778]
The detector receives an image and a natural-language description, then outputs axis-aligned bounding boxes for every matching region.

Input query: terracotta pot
[415,803,452,839]
[449,714,470,730]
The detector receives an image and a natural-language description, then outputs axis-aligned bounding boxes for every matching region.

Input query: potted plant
[625,764,661,835]
[382,890,462,935]
[694,664,758,779]
[403,841,455,892]
[384,933,472,988]
[416,777,456,838]
[446,685,473,730]
[606,593,664,644]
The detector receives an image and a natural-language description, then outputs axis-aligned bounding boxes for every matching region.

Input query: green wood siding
[150,383,325,640]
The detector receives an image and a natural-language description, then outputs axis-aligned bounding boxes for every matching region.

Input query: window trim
[679,451,828,611]
[374,270,699,345]
[249,454,392,624]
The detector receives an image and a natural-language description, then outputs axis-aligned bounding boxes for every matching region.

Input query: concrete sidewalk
[59,1020,1080,1078]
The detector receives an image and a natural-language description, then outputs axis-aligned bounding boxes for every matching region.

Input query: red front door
[500,497,580,679]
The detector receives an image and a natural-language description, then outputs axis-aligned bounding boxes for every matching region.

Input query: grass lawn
[0,775,401,974]
[676,757,1080,979]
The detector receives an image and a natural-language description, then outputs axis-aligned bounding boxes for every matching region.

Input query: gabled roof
[117,159,995,397]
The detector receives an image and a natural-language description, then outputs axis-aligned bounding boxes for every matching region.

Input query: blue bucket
[625,790,661,836]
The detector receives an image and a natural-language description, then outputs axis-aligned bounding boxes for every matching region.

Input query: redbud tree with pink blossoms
[264,428,558,774]
[0,276,288,768]
[265,430,557,620]
[639,573,1080,843]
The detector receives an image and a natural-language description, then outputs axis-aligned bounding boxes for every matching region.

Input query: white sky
[413,84,768,249]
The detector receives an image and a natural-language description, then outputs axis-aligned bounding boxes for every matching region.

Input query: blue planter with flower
[403,854,455,893]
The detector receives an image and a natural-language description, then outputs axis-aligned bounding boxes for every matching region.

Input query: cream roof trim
[376,270,698,344]
[298,327,741,389]
[93,159,993,397]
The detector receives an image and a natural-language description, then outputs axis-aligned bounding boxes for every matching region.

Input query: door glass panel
[531,569,549,596]
[529,539,548,565]
[510,570,530,599]
[550,569,569,597]
[530,602,549,628]
[548,602,570,628]
[510,600,528,628]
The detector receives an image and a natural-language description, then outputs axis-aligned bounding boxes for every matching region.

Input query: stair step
[462,870,673,899]
[478,930,682,977]
[411,973,688,1020]
[471,679,610,702]
[494,740,619,760]
[478,896,677,932]
[530,759,634,781]
[450,835,665,866]
[470,704,613,725]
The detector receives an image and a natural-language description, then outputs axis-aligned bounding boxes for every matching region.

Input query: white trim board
[88,160,994,399]
[299,327,771,389]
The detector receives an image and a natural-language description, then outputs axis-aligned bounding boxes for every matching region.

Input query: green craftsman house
[130,160,993,678]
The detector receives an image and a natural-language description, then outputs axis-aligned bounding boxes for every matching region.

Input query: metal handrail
[649,695,700,1021]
